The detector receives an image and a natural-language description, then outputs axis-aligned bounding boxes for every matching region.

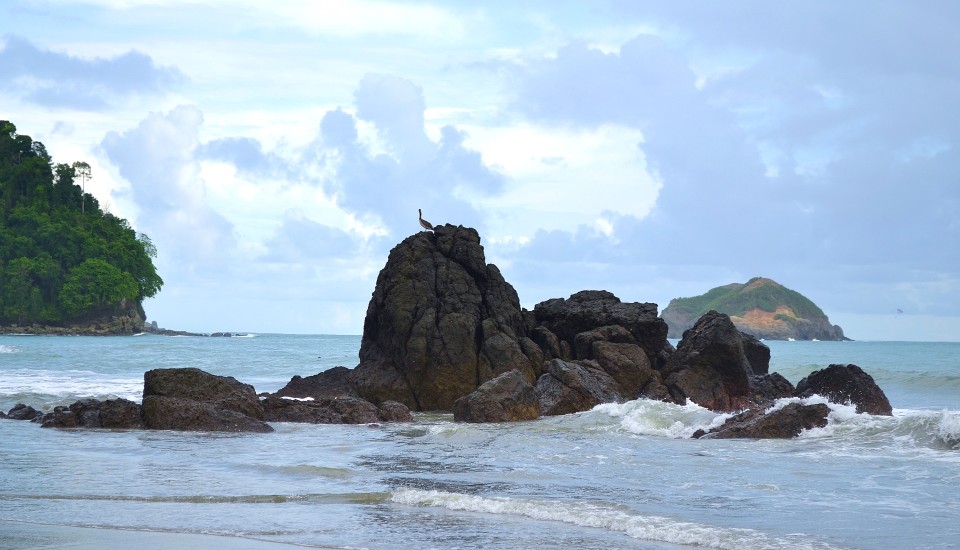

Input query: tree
[72,161,91,214]
[59,259,139,317]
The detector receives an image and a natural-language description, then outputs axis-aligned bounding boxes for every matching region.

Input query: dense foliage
[669,277,826,320]
[0,121,162,326]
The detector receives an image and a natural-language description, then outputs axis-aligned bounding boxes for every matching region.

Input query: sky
[1,1,958,341]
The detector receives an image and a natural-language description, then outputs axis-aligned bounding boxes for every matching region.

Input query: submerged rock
[796,364,893,416]
[453,370,540,423]
[261,396,411,424]
[40,398,143,429]
[695,402,831,439]
[6,403,43,421]
[141,368,273,433]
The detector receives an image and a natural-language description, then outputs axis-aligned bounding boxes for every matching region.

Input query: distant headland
[661,277,849,341]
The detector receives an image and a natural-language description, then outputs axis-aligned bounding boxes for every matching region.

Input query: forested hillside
[0,120,162,327]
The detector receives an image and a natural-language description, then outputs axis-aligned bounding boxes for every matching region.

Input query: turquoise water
[1,335,959,549]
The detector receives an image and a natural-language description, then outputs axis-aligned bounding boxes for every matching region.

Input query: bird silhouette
[418,208,434,231]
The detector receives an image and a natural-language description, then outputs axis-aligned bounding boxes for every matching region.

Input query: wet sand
[0,520,319,549]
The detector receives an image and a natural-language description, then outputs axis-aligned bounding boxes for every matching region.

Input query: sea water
[1,335,958,549]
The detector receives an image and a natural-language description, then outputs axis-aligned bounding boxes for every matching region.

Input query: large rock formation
[661,311,772,412]
[352,224,538,410]
[141,368,273,433]
[661,277,847,341]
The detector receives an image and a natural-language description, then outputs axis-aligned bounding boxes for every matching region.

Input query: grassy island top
[668,277,827,321]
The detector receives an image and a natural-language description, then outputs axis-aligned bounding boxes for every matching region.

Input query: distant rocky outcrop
[661,277,847,341]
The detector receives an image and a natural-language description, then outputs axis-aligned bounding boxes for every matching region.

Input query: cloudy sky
[2,1,958,340]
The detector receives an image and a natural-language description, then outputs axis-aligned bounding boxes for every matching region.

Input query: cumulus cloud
[496,10,960,316]
[311,74,507,240]
[0,34,185,109]
[100,106,236,269]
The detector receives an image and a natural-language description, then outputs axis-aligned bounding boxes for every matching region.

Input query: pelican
[418,208,434,231]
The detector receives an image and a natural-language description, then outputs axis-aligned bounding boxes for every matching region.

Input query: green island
[661,277,848,341]
[0,121,162,334]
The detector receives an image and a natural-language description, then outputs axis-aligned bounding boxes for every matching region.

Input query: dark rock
[453,370,540,423]
[534,359,623,416]
[573,324,662,397]
[697,402,830,439]
[6,403,43,421]
[274,367,359,399]
[533,290,668,368]
[661,311,757,411]
[262,396,380,424]
[141,368,273,432]
[741,332,770,375]
[796,364,893,416]
[377,400,414,422]
[748,373,796,404]
[355,225,534,411]
[41,398,143,429]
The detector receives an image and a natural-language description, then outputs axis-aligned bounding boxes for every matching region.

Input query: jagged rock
[453,370,540,423]
[533,290,668,368]
[40,398,143,429]
[141,368,273,432]
[262,396,380,424]
[796,364,893,416]
[661,311,766,411]
[534,359,623,416]
[741,332,771,375]
[377,400,414,422]
[274,367,359,399]
[6,403,43,421]
[580,328,660,399]
[355,225,535,411]
[695,402,830,439]
[748,373,796,404]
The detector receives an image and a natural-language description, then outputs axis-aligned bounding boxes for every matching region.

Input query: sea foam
[390,488,840,550]
[591,398,732,439]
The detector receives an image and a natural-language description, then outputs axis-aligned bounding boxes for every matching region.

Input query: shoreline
[0,519,319,549]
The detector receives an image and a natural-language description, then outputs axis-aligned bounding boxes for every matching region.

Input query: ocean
[1,334,958,549]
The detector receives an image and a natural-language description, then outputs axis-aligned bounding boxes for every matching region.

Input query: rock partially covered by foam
[796,364,893,416]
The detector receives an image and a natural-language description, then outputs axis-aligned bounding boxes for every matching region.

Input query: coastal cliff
[661,277,847,341]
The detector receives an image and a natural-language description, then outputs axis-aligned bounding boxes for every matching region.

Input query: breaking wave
[390,488,842,549]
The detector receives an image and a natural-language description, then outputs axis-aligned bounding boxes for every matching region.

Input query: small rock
[453,370,540,423]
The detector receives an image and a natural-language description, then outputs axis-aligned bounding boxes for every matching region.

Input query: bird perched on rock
[418,208,434,231]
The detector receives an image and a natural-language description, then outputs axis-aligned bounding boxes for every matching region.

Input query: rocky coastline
[3,224,893,439]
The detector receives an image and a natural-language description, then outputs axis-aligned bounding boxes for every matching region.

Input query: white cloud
[462,123,660,239]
